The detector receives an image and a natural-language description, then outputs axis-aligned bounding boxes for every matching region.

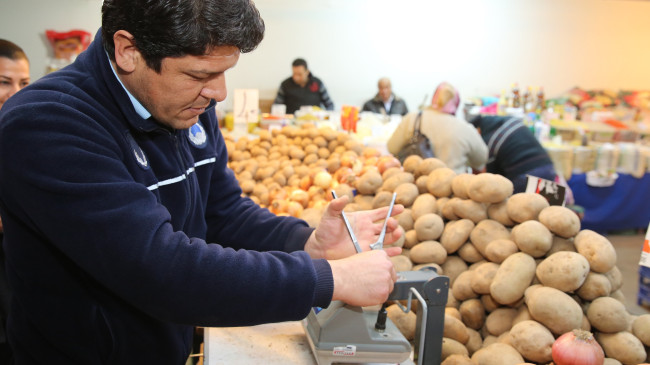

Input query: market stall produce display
[225,124,649,365]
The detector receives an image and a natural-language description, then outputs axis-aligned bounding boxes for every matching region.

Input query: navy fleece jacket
[0,29,333,365]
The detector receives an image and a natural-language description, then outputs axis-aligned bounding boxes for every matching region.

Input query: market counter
[568,172,650,233]
[204,322,316,365]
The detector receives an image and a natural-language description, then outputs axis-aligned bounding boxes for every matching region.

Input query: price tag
[233,89,259,125]
[525,175,566,206]
[640,222,650,268]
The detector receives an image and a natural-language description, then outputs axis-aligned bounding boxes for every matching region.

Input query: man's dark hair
[292,58,308,69]
[101,0,265,73]
[0,39,29,63]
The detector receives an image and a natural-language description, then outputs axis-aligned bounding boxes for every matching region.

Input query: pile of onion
[551,329,604,365]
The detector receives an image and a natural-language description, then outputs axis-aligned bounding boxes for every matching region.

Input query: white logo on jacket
[126,132,149,169]
[188,122,207,148]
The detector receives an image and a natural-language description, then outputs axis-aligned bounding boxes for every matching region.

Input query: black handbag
[396,111,434,163]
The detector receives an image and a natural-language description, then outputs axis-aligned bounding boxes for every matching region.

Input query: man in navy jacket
[0,1,403,364]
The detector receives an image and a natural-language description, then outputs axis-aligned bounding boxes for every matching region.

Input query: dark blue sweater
[0,29,333,365]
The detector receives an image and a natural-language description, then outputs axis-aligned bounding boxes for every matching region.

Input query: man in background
[273,58,334,114]
[362,77,408,116]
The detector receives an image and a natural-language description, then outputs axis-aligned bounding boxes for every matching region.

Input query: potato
[356,170,382,195]
[427,167,457,198]
[509,320,554,363]
[386,304,416,340]
[524,285,583,335]
[465,328,483,356]
[453,199,488,223]
[487,201,515,227]
[414,213,444,241]
[442,338,469,361]
[390,255,413,272]
[632,314,650,346]
[538,205,581,238]
[411,193,437,221]
[372,191,395,209]
[457,242,485,264]
[603,358,622,365]
[511,220,553,258]
[440,219,475,254]
[382,166,402,180]
[410,241,447,265]
[404,229,419,249]
[451,173,474,199]
[490,252,536,305]
[444,314,470,344]
[452,270,479,301]
[506,193,549,223]
[441,354,473,365]
[481,294,500,313]
[442,197,460,220]
[485,307,518,336]
[546,235,577,256]
[469,220,511,257]
[577,271,612,301]
[467,173,514,203]
[442,256,469,287]
[512,305,533,327]
[415,175,429,194]
[471,343,525,365]
[381,172,414,192]
[604,266,623,292]
[535,251,590,292]
[394,182,419,207]
[396,208,415,231]
[574,230,617,273]
[459,298,485,330]
[417,157,447,177]
[470,262,500,295]
[587,297,629,333]
[485,239,519,264]
[402,155,423,174]
[596,331,647,365]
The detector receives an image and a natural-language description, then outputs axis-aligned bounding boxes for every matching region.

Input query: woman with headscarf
[387,82,488,174]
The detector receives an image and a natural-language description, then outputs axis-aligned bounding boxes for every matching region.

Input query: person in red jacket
[0,1,402,364]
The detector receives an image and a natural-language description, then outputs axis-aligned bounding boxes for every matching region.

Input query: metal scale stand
[303,193,449,365]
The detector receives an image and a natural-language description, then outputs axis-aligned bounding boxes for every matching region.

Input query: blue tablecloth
[568,173,650,233]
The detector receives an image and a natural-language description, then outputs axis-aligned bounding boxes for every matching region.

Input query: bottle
[523,86,533,113]
[536,87,545,116]
[497,90,507,116]
[511,83,521,109]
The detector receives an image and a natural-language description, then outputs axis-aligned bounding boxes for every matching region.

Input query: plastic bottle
[535,87,545,116]
[511,83,521,108]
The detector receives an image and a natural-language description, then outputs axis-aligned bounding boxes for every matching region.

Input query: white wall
[1,0,649,113]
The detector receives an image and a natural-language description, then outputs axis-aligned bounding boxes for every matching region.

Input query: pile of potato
[226,124,650,365]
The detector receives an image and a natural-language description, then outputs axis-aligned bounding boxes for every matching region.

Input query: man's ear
[112,30,139,73]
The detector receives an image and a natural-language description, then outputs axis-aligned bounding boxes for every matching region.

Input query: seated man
[273,58,334,114]
[362,77,408,116]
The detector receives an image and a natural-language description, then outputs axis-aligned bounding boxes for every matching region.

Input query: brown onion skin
[551,329,604,365]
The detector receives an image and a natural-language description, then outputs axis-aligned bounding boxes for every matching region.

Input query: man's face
[0,57,30,110]
[292,65,309,87]
[378,81,392,102]
[126,46,240,130]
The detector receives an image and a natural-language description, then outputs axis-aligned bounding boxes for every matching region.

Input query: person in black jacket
[273,58,334,114]
[362,77,408,116]
[0,2,403,364]
[468,114,558,193]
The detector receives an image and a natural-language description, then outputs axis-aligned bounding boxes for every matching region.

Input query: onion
[551,329,604,365]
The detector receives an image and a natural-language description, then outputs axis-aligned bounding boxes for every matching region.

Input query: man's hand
[304,196,404,260]
[328,250,397,307]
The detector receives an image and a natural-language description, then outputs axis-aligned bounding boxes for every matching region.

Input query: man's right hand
[328,249,398,307]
